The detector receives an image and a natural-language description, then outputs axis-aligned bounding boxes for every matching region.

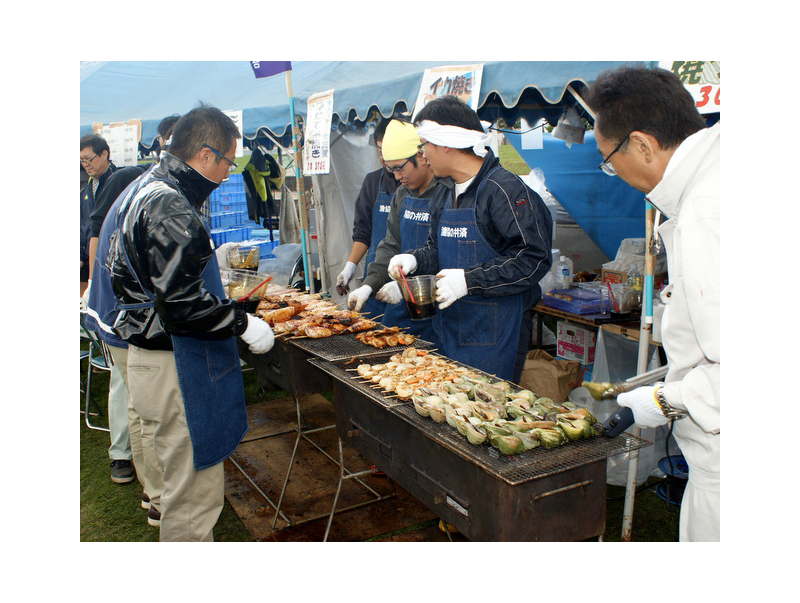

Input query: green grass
[79,351,271,542]
[498,142,531,176]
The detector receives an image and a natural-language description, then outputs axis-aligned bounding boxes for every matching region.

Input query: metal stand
[228,393,396,539]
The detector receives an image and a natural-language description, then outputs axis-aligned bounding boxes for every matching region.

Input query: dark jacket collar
[152,152,220,210]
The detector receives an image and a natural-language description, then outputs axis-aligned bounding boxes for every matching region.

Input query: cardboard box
[556,320,596,365]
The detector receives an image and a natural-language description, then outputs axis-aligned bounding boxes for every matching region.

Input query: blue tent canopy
[80,60,657,258]
[80,61,652,146]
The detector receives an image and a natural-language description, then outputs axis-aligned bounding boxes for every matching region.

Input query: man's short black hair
[80,133,110,158]
[413,95,483,133]
[169,103,241,163]
[586,66,706,149]
[157,114,181,140]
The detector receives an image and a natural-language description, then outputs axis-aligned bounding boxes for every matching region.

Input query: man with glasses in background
[108,104,274,541]
[587,66,719,541]
[80,134,116,295]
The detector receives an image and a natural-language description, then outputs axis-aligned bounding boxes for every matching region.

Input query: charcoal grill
[234,333,435,536]
[310,352,652,542]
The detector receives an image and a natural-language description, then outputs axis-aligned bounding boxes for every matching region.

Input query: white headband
[415,120,492,157]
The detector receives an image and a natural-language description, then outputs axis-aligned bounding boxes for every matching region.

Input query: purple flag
[250,61,292,78]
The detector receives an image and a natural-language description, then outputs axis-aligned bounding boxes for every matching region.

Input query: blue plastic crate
[225,211,248,228]
[218,174,244,193]
[250,229,280,241]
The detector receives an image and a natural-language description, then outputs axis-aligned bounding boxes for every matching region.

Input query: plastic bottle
[554,255,573,289]
[626,263,643,309]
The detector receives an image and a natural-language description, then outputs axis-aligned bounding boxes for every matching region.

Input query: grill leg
[323,437,346,542]
[271,394,305,529]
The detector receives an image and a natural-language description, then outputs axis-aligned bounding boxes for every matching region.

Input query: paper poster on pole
[223,110,245,157]
[412,64,483,120]
[98,124,139,167]
[303,89,334,175]
[659,61,720,114]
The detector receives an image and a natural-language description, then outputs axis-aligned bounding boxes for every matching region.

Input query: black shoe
[110,460,135,484]
[141,492,151,510]
[147,505,161,527]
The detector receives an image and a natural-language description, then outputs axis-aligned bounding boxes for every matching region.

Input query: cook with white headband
[387,95,553,383]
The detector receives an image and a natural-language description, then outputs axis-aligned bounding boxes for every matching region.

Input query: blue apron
[433,172,523,381]
[360,178,393,320]
[381,193,440,347]
[115,181,248,471]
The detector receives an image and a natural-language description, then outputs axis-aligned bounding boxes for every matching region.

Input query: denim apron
[381,193,440,347]
[433,171,523,381]
[115,181,248,471]
[360,179,393,320]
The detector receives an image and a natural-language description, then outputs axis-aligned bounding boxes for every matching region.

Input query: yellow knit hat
[381,120,421,161]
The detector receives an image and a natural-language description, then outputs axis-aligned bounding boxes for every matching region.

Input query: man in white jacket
[587,66,719,541]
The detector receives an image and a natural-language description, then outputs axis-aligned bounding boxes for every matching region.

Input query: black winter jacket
[411,150,553,304]
[108,153,248,351]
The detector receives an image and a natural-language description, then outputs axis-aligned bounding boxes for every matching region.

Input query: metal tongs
[582,365,670,401]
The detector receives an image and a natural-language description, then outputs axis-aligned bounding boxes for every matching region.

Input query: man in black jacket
[109,104,274,541]
[388,96,552,383]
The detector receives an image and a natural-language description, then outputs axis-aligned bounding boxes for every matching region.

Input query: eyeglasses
[385,157,413,174]
[203,144,238,173]
[417,141,431,153]
[598,134,630,176]
[80,153,98,166]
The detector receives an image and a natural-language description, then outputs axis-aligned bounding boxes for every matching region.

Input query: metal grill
[289,333,435,362]
[310,355,652,486]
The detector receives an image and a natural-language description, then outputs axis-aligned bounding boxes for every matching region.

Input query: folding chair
[80,313,112,432]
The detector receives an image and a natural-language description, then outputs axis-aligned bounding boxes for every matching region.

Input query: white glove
[336,261,358,295]
[435,269,468,309]
[215,242,239,271]
[80,279,91,312]
[348,284,373,312]
[376,280,403,304]
[616,385,670,428]
[388,254,417,281]
[240,314,275,354]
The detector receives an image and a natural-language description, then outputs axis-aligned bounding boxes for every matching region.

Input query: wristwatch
[654,385,688,420]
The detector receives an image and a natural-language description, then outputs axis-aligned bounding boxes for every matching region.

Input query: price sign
[303,89,334,175]
[660,61,720,114]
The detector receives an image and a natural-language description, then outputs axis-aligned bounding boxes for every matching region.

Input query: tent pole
[285,70,314,293]
[620,202,656,541]
[566,84,597,121]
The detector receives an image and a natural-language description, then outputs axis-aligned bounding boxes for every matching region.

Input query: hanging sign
[303,89,334,175]
[660,61,720,114]
[97,124,138,167]
[412,64,483,119]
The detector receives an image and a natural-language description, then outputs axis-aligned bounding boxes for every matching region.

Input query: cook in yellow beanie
[381,120,421,161]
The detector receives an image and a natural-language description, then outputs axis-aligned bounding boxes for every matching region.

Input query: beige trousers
[127,345,224,542]
[109,346,164,510]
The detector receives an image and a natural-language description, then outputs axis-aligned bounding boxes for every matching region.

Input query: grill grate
[289,333,435,362]
[310,355,652,485]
